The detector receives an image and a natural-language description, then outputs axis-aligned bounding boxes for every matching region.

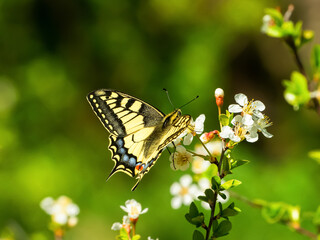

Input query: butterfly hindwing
[87,89,192,190]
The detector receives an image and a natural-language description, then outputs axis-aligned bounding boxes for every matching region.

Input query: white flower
[220,126,241,142]
[232,115,258,143]
[68,217,78,227]
[170,175,200,209]
[195,140,223,158]
[53,212,68,225]
[228,93,265,125]
[111,215,131,231]
[40,197,55,214]
[192,157,211,174]
[253,115,273,139]
[66,203,80,216]
[183,114,206,145]
[40,196,80,227]
[170,145,192,171]
[120,199,148,220]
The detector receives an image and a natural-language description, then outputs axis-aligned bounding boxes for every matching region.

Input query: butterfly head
[162,109,189,129]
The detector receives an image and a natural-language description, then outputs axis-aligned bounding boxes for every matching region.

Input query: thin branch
[231,192,318,240]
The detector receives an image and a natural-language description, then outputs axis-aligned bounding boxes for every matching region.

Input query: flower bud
[215,88,224,107]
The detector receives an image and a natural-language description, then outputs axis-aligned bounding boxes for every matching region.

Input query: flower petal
[242,114,254,126]
[228,104,242,113]
[234,93,248,106]
[176,145,186,153]
[170,182,181,195]
[220,126,233,139]
[171,196,182,209]
[252,100,265,111]
[245,132,258,143]
[180,175,192,187]
[182,194,193,205]
[111,222,122,231]
[261,129,273,138]
[183,133,193,145]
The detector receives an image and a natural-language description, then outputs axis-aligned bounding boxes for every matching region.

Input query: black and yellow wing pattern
[87,89,191,191]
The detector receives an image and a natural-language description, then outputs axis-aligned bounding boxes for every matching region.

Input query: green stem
[206,145,227,240]
[186,149,208,159]
[195,134,213,160]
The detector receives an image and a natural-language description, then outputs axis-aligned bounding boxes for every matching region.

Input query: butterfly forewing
[87,89,191,190]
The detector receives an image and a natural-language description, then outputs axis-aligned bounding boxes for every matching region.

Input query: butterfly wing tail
[131,178,142,191]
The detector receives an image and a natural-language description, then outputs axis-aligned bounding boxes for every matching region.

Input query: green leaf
[205,188,215,202]
[132,235,141,240]
[117,228,130,240]
[264,8,283,26]
[222,156,231,175]
[185,202,205,227]
[265,26,284,38]
[309,150,320,164]
[219,192,227,200]
[313,206,320,226]
[230,159,249,170]
[312,45,320,78]
[283,71,310,110]
[211,176,221,190]
[282,21,295,37]
[198,195,208,202]
[212,219,219,232]
[220,179,242,190]
[212,220,232,238]
[221,202,241,218]
[193,230,205,240]
[261,202,287,224]
[189,202,199,217]
[219,114,229,127]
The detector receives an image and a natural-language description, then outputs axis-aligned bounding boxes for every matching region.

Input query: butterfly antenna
[163,88,175,110]
[178,95,199,109]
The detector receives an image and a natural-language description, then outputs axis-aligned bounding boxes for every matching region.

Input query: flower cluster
[220,93,272,144]
[40,196,79,236]
[111,199,153,239]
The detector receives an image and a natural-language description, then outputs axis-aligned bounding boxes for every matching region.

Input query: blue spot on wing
[116,139,123,147]
[129,157,136,167]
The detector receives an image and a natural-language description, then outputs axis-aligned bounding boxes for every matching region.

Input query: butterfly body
[87,89,191,190]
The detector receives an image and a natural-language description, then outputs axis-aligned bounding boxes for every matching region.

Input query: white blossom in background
[40,196,79,228]
[120,199,148,220]
[111,215,131,232]
[194,140,223,158]
[192,156,211,174]
[170,175,200,209]
[170,145,193,171]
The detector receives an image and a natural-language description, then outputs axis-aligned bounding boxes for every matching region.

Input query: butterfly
[87,89,192,191]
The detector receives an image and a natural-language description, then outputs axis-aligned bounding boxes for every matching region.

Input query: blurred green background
[0,0,319,239]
